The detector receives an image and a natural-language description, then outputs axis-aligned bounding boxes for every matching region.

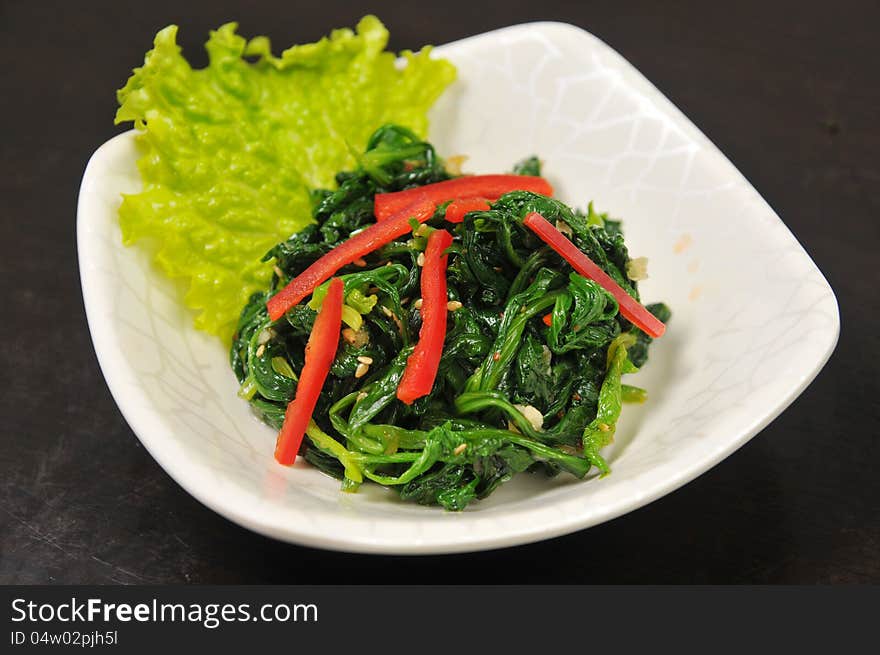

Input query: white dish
[77,22,839,553]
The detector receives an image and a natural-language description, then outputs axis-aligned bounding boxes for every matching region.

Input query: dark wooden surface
[1,0,877,584]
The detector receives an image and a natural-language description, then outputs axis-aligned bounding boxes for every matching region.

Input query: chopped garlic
[444,154,469,176]
[626,257,649,281]
[342,327,370,347]
[513,404,544,432]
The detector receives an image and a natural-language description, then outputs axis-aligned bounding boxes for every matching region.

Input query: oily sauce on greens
[231,125,670,510]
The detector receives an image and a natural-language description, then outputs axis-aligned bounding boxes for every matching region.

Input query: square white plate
[78,22,839,553]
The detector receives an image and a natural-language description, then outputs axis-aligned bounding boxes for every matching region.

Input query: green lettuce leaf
[115,16,456,339]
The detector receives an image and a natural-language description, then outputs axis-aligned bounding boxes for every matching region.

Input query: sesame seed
[356,391,368,402]
[417,253,425,267]
[453,443,467,456]
[355,363,370,378]
[341,328,357,344]
[401,297,410,305]
[389,313,404,333]
[447,300,462,311]
[381,306,393,317]
[357,355,374,365]
[273,265,284,278]
[598,423,611,432]
[257,329,272,345]
[255,344,265,357]
[413,298,423,309]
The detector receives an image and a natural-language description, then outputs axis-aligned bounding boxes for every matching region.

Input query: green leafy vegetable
[582,333,639,475]
[115,16,456,338]
[231,125,669,510]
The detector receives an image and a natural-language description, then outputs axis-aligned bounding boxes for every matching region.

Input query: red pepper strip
[274,277,344,466]
[523,212,666,338]
[542,313,553,327]
[374,175,553,220]
[445,197,491,223]
[266,199,436,320]
[396,229,454,405]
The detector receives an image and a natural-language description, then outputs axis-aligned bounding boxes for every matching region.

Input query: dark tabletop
[1,0,877,584]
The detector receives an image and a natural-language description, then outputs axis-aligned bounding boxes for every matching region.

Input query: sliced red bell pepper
[274,277,343,466]
[374,175,553,220]
[266,199,436,320]
[445,197,491,223]
[523,212,666,338]
[397,229,454,405]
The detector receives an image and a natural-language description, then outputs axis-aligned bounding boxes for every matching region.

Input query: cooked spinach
[231,124,669,510]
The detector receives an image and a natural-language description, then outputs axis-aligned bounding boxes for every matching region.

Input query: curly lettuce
[115,16,456,339]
